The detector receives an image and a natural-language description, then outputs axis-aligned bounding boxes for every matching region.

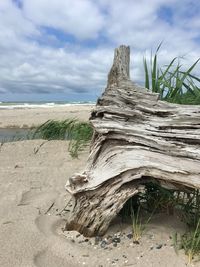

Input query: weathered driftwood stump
[65,45,200,237]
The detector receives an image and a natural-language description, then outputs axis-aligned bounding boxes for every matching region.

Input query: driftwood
[65,45,200,237]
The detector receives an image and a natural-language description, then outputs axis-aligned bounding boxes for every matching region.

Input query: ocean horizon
[0,100,95,110]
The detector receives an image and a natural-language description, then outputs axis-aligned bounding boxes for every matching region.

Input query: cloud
[0,0,199,101]
[22,0,105,40]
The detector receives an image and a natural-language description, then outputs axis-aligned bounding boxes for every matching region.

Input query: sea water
[0,128,31,142]
[0,101,94,110]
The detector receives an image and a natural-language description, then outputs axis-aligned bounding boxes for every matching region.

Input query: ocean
[0,101,95,110]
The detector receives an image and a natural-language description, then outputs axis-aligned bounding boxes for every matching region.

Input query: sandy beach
[0,106,199,267]
[0,104,94,128]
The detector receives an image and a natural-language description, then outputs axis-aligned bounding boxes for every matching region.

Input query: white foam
[0,102,95,110]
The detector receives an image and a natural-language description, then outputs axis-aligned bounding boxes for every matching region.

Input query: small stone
[112,237,121,243]
[84,239,89,242]
[150,246,154,250]
[133,240,140,245]
[156,244,163,249]
[100,240,107,248]
[127,233,133,239]
[76,234,81,238]
[123,255,127,258]
[116,231,122,236]
[71,239,75,243]
[113,243,117,247]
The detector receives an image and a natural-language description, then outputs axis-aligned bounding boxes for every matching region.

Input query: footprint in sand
[19,189,84,267]
[18,188,58,214]
[34,215,78,267]
[35,214,65,237]
[34,248,76,267]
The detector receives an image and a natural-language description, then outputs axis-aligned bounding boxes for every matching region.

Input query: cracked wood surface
[65,45,200,236]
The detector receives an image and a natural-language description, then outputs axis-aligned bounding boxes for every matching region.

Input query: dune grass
[173,190,200,263]
[143,44,200,104]
[32,119,93,157]
[173,218,200,264]
[119,181,200,262]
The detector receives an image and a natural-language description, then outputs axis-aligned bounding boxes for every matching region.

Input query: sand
[0,105,94,128]
[0,106,200,267]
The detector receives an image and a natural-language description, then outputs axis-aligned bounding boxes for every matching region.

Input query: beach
[0,104,94,128]
[0,105,199,267]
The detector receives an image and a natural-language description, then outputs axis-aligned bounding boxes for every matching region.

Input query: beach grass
[32,119,93,157]
[119,181,200,262]
[173,218,200,263]
[143,44,200,104]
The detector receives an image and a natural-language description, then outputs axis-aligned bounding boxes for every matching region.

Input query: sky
[0,0,200,102]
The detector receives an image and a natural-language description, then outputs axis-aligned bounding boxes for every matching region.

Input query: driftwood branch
[65,45,200,237]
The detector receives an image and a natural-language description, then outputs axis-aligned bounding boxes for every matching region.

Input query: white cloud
[0,0,199,100]
[0,0,38,41]
[22,0,105,39]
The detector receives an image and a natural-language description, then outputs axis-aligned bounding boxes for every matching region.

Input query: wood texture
[65,45,200,237]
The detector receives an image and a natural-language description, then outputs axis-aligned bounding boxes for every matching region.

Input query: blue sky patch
[157,6,173,25]
[12,0,23,9]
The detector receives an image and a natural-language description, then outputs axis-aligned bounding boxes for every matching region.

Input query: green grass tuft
[32,119,93,157]
[143,44,200,104]
[173,219,200,263]
[119,182,200,262]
